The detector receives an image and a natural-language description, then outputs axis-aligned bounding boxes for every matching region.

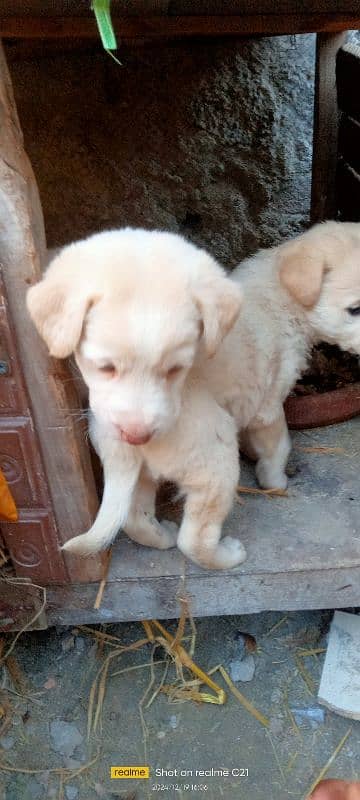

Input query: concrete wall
[8,34,315,268]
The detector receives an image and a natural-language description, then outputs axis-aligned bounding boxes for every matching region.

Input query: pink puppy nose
[114,421,153,446]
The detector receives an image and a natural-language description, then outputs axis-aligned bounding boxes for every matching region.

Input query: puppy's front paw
[256,461,288,490]
[215,536,247,569]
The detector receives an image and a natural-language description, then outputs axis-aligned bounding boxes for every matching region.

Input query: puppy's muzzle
[114,424,153,446]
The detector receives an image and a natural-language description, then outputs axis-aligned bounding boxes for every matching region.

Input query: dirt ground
[0,610,358,800]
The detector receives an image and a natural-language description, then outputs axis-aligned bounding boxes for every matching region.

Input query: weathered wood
[0,42,102,582]
[2,1,360,16]
[337,43,360,123]
[338,114,360,174]
[337,160,360,221]
[1,14,360,40]
[47,566,360,625]
[44,421,360,625]
[0,271,68,584]
[311,31,347,223]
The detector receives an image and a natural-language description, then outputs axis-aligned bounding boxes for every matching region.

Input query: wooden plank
[336,160,360,221]
[337,43,360,123]
[47,566,360,625]
[44,420,360,625]
[311,31,347,223]
[0,42,103,583]
[2,1,360,16]
[338,114,360,174]
[171,0,360,13]
[1,14,360,40]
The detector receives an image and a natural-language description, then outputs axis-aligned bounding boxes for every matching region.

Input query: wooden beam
[0,42,103,583]
[311,31,347,223]
[1,14,360,40]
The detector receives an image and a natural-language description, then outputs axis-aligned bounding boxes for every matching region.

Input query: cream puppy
[202,220,360,491]
[27,229,244,570]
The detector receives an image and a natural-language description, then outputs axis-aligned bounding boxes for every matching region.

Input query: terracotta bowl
[284,382,360,430]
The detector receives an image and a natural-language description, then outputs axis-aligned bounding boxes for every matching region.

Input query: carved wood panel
[0,272,68,583]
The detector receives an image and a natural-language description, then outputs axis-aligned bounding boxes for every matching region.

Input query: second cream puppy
[205,220,360,490]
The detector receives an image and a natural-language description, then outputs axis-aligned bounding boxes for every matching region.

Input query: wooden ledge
[1,13,360,41]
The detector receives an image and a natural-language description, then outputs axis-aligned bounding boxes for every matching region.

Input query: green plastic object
[92,0,117,51]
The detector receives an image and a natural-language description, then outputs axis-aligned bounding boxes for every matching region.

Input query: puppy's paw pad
[217,536,247,568]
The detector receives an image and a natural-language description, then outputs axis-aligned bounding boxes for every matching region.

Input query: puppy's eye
[166,365,183,379]
[347,305,360,316]
[98,363,116,376]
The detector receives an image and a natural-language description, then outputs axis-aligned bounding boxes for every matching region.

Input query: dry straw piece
[237,485,288,498]
[304,727,352,799]
[93,548,113,610]
[296,445,346,455]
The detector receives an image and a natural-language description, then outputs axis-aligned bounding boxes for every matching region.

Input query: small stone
[229,654,255,682]
[0,734,14,750]
[65,786,78,800]
[157,731,166,739]
[291,706,325,729]
[169,715,178,729]
[43,677,57,690]
[61,635,75,653]
[50,719,83,757]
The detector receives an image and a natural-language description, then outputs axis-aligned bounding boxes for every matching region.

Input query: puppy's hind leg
[62,440,142,555]
[124,469,178,550]
[246,409,291,490]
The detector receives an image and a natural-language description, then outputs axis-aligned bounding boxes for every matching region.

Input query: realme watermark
[111,766,150,779]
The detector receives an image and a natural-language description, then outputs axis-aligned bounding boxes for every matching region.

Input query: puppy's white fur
[27,229,244,570]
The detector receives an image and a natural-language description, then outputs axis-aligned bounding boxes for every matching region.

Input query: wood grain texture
[2,1,360,16]
[1,14,359,39]
[0,42,102,582]
[311,31,347,223]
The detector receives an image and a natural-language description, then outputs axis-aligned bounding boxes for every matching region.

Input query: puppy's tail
[62,521,121,556]
[62,457,141,556]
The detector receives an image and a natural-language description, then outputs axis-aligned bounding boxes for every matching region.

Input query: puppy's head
[278,221,360,353]
[27,229,242,443]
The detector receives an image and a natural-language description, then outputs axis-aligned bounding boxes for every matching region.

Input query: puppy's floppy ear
[278,236,326,309]
[27,254,94,358]
[193,260,243,357]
